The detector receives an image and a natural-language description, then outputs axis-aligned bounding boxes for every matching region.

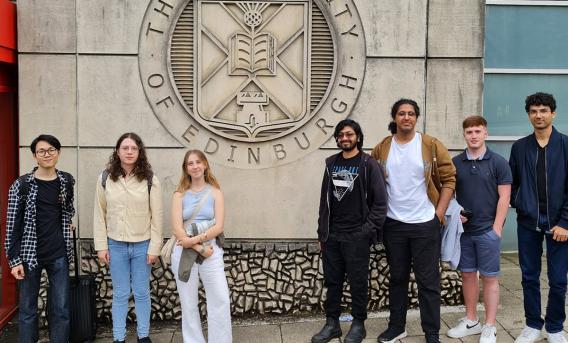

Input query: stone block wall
[37,240,461,325]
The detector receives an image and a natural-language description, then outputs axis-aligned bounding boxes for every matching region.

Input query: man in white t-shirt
[372,99,456,343]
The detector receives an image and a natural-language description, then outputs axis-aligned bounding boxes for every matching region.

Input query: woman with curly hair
[170,149,232,343]
[93,132,163,343]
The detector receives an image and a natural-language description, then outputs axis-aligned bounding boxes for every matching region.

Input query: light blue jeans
[108,239,151,341]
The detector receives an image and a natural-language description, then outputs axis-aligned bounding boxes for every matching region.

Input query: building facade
[12,0,485,321]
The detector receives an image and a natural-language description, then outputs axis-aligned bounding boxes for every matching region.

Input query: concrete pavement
[2,253,566,342]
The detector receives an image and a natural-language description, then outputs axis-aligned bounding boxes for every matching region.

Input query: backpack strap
[17,175,30,209]
[147,171,153,195]
[101,169,110,189]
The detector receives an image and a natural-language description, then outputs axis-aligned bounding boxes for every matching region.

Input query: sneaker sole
[446,327,482,338]
[378,330,408,343]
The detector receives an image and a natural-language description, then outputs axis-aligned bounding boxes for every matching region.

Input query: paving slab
[233,324,282,343]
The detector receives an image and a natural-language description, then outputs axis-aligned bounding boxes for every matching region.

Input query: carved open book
[230,32,276,74]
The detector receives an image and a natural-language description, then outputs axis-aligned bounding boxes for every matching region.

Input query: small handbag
[160,187,212,266]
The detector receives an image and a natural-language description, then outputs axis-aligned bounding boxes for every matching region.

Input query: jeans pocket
[487,229,501,240]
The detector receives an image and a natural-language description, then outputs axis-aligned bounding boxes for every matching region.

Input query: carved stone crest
[139,0,365,168]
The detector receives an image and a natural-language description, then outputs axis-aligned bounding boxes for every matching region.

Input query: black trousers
[322,237,371,321]
[383,216,441,336]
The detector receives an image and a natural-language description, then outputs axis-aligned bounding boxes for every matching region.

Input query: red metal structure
[0,0,19,329]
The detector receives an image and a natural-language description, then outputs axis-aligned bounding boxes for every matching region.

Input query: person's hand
[200,245,214,258]
[97,250,110,265]
[69,224,76,231]
[493,225,503,237]
[435,210,444,223]
[551,226,568,242]
[177,236,199,248]
[11,265,25,280]
[460,215,468,224]
[147,255,157,265]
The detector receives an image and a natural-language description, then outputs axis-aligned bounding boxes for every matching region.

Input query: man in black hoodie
[509,92,568,343]
[312,119,388,343]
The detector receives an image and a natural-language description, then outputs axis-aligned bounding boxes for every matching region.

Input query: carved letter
[248,148,260,164]
[204,138,219,154]
[227,145,237,163]
[147,73,164,88]
[315,118,334,135]
[154,0,174,18]
[146,22,164,36]
[294,132,310,150]
[273,144,287,160]
[341,24,359,37]
[156,96,174,108]
[339,74,358,90]
[331,98,348,113]
[182,125,199,143]
[334,4,352,18]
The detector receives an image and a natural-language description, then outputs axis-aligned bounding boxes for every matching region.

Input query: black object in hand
[460,209,473,220]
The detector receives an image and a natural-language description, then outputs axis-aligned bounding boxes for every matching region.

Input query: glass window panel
[483,74,568,135]
[485,5,568,69]
[486,142,516,251]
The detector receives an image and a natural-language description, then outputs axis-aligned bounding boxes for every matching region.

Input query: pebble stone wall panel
[37,240,462,326]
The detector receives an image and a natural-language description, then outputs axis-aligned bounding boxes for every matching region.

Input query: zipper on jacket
[535,147,539,231]
[544,147,551,231]
[325,166,331,241]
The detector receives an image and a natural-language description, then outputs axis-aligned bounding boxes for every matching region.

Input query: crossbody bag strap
[185,186,212,226]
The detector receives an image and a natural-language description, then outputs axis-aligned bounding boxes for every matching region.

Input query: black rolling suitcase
[69,229,97,342]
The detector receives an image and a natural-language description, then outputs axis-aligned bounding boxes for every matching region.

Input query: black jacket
[317,151,388,243]
[509,126,568,230]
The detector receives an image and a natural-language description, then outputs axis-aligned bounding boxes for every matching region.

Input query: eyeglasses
[120,146,139,152]
[337,132,356,139]
[36,147,58,157]
[396,111,416,117]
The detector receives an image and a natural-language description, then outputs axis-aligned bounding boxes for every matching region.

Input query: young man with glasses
[312,119,387,343]
[372,99,456,343]
[446,116,512,343]
[4,134,75,343]
[510,92,568,343]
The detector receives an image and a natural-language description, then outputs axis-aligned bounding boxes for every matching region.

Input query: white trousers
[171,242,233,343]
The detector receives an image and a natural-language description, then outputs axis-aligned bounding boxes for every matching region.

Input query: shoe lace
[481,326,495,338]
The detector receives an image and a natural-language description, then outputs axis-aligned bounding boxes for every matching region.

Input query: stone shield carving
[139,0,365,168]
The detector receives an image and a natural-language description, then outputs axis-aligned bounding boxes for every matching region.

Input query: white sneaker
[479,325,497,343]
[446,317,482,338]
[547,331,568,343]
[514,326,543,343]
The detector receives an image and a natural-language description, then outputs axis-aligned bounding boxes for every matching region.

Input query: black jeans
[322,237,371,321]
[383,216,441,336]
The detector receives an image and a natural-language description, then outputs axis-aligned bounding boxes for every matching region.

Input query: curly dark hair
[107,132,153,182]
[525,92,556,113]
[388,98,421,134]
[333,119,364,151]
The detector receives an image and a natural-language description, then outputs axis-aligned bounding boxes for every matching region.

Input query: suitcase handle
[72,228,80,280]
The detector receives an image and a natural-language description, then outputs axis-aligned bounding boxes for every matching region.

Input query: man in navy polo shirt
[446,116,512,343]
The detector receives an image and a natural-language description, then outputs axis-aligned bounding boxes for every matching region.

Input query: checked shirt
[4,168,75,271]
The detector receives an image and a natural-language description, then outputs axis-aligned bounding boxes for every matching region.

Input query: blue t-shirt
[453,148,512,235]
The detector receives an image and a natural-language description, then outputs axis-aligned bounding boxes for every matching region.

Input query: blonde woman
[171,149,232,343]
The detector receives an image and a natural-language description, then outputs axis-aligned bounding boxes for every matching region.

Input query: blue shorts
[458,229,501,277]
